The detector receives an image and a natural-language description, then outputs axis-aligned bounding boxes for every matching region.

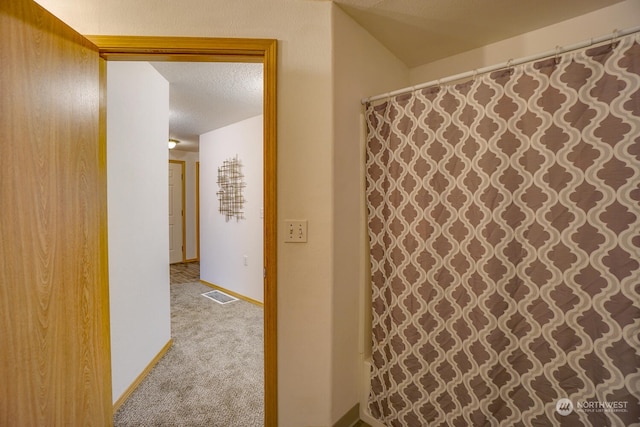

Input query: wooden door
[0,1,112,425]
[169,160,185,264]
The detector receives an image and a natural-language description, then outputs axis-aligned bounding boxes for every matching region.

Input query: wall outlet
[285,220,307,243]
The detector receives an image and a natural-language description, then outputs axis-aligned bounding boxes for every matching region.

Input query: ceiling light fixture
[168,138,180,149]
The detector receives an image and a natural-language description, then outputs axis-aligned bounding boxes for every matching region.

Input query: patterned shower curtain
[365,33,639,426]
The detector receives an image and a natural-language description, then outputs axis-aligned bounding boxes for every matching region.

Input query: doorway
[169,160,185,264]
[90,36,278,426]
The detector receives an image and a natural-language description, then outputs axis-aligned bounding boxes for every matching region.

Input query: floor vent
[202,290,238,304]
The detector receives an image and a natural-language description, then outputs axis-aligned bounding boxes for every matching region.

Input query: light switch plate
[285,220,307,243]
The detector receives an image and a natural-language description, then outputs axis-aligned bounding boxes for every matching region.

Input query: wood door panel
[0,1,111,425]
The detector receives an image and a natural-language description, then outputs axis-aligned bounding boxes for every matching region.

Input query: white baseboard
[360,359,386,427]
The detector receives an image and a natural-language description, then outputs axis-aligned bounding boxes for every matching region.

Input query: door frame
[89,36,278,426]
[168,159,186,263]
[196,161,200,261]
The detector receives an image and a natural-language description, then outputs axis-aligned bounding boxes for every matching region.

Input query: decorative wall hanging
[216,155,246,222]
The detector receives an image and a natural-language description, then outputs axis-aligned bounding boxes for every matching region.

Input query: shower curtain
[365,33,639,426]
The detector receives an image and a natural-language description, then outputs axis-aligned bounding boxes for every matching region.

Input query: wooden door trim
[169,159,186,263]
[90,36,278,427]
[196,161,200,261]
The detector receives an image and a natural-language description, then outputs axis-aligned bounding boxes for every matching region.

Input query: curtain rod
[362,25,640,105]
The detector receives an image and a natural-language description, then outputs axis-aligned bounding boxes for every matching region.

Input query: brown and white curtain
[365,33,639,426]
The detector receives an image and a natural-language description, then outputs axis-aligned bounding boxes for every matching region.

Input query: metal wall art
[216,155,246,222]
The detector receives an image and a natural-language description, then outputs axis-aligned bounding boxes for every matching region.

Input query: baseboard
[184,258,199,263]
[303,404,363,427]
[113,339,173,412]
[199,279,263,307]
[334,403,361,427]
[360,359,386,427]
[359,410,385,427]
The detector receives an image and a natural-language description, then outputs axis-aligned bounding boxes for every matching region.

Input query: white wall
[107,61,171,403]
[200,115,264,303]
[331,4,409,423]
[169,150,200,261]
[409,0,640,84]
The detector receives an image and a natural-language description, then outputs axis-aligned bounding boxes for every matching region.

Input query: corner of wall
[330,5,409,424]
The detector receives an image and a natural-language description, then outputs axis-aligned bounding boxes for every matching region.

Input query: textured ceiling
[149,62,263,152]
[333,0,626,67]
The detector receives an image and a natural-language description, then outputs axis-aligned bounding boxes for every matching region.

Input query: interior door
[0,1,112,426]
[169,160,185,264]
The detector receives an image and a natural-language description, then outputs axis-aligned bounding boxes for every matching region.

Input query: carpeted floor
[114,262,264,426]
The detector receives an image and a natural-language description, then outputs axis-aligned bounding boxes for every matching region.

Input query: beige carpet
[113,274,264,426]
